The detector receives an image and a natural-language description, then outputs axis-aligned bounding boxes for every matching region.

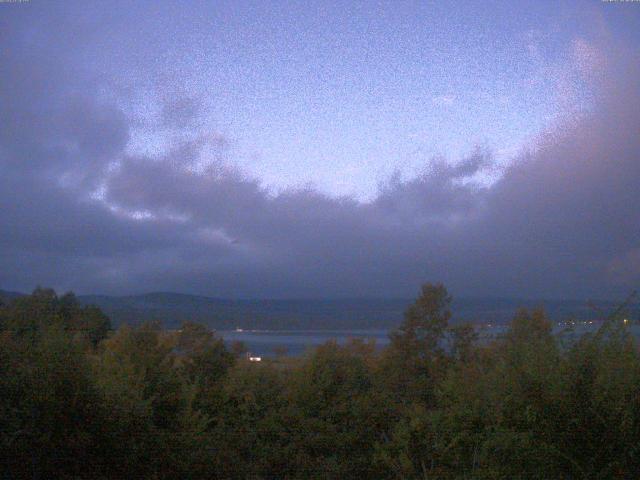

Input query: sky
[1,0,639,300]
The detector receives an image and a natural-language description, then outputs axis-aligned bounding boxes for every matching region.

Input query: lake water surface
[220,323,640,358]
[220,329,390,357]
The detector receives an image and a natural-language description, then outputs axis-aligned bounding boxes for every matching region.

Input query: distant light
[249,356,262,362]
[623,318,629,325]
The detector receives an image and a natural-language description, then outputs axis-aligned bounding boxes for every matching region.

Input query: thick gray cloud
[0,3,638,300]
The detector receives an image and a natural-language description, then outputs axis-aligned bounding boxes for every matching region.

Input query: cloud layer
[1,4,639,300]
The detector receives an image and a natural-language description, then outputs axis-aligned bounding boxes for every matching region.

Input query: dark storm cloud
[1,4,638,299]
[474,42,640,297]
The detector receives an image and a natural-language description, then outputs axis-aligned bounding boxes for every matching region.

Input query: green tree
[285,341,388,479]
[1,288,110,345]
[92,322,211,479]
[0,324,104,479]
[211,359,292,479]
[381,283,452,407]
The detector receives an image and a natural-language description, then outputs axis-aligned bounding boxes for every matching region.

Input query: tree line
[1,284,639,479]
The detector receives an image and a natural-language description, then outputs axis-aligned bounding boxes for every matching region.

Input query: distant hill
[77,293,409,330]
[77,293,638,330]
[2,289,637,330]
[0,289,24,304]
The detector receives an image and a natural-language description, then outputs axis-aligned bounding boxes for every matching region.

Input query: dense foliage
[1,285,638,479]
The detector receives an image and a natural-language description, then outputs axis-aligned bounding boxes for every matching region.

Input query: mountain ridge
[2,288,637,330]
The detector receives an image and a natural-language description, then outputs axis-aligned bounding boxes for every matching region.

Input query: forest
[1,284,639,479]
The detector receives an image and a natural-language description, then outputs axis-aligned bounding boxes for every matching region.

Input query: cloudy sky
[1,0,639,299]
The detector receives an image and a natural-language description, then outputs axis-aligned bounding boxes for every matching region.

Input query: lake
[220,322,640,358]
[220,329,390,357]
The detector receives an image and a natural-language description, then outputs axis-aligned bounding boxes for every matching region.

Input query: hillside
[76,293,409,330]
[0,289,24,304]
[2,289,636,330]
